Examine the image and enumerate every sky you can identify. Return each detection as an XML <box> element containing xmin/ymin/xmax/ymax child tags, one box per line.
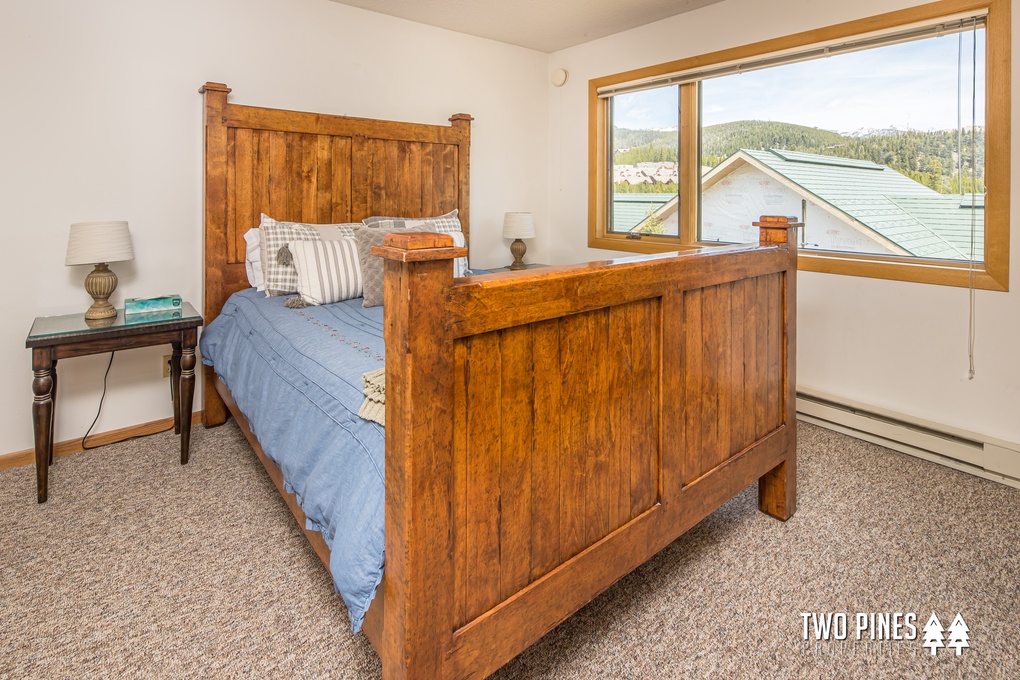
<box><xmin>613</xmin><ymin>29</ymin><xmax>986</xmax><ymax>134</ymax></box>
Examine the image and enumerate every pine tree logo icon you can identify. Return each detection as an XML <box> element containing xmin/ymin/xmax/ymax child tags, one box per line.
<box><xmin>947</xmin><ymin>613</ymin><xmax>970</xmax><ymax>655</ymax></box>
<box><xmin>922</xmin><ymin>612</ymin><xmax>945</xmax><ymax>656</ymax></box>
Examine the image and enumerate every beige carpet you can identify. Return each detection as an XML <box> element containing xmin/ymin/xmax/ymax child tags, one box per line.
<box><xmin>1</xmin><ymin>421</ymin><xmax>1017</xmax><ymax>678</ymax></box>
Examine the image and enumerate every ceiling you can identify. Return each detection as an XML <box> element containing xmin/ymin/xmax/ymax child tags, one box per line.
<box><xmin>327</xmin><ymin>0</ymin><xmax>726</xmax><ymax>53</ymax></box>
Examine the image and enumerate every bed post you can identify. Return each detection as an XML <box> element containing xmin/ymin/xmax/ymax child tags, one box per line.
<box><xmin>754</xmin><ymin>215</ymin><xmax>799</xmax><ymax>521</ymax></box>
<box><xmin>372</xmin><ymin>233</ymin><xmax>467</xmax><ymax>680</ymax></box>
<box><xmin>199</xmin><ymin>82</ymin><xmax>231</xmax><ymax>427</ymax></box>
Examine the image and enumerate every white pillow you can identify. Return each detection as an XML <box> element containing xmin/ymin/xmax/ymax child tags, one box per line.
<box><xmin>243</xmin><ymin>228</ymin><xmax>265</xmax><ymax>291</ymax></box>
<box><xmin>289</xmin><ymin>238</ymin><xmax>363</xmax><ymax>305</ymax></box>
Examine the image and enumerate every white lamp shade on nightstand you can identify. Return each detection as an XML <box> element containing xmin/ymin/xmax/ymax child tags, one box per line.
<box><xmin>65</xmin><ymin>221</ymin><xmax>135</xmax><ymax>321</ymax></box>
<box><xmin>65</xmin><ymin>221</ymin><xmax>134</xmax><ymax>266</ymax></box>
<box><xmin>502</xmin><ymin>212</ymin><xmax>536</xmax><ymax>239</ymax></box>
<box><xmin>502</xmin><ymin>212</ymin><xmax>535</xmax><ymax>271</ymax></box>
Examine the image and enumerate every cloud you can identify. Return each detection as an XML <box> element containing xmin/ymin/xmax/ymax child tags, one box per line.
<box><xmin>612</xmin><ymin>30</ymin><xmax>987</xmax><ymax>134</ymax></box>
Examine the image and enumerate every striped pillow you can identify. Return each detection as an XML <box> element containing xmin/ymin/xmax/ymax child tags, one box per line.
<box><xmin>289</xmin><ymin>238</ymin><xmax>363</xmax><ymax>305</ymax></box>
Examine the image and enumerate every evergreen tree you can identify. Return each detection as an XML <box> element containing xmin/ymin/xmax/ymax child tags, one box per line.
<box><xmin>614</xmin><ymin>121</ymin><xmax>986</xmax><ymax>196</ymax></box>
<box><xmin>922</xmin><ymin>612</ymin><xmax>946</xmax><ymax>656</ymax></box>
<box><xmin>947</xmin><ymin>613</ymin><xmax>970</xmax><ymax>656</ymax></box>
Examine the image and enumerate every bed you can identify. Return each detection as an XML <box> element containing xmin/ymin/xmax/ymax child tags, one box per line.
<box><xmin>199</xmin><ymin>82</ymin><xmax>799</xmax><ymax>679</ymax></box>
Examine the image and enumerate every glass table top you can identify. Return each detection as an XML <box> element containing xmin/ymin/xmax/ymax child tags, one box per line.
<box><xmin>28</xmin><ymin>301</ymin><xmax>202</xmax><ymax>341</ymax></box>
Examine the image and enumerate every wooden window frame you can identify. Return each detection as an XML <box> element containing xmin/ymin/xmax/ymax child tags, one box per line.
<box><xmin>588</xmin><ymin>0</ymin><xmax>1010</xmax><ymax>290</ymax></box>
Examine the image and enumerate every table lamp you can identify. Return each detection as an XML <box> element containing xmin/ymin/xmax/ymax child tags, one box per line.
<box><xmin>65</xmin><ymin>221</ymin><xmax>135</xmax><ymax>320</ymax></box>
<box><xmin>503</xmin><ymin>212</ymin><xmax>536</xmax><ymax>271</ymax></box>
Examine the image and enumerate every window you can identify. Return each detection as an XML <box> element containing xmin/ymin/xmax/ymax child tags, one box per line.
<box><xmin>588</xmin><ymin>0</ymin><xmax>1009</xmax><ymax>290</ymax></box>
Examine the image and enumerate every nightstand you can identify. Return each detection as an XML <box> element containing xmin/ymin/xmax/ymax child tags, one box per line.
<box><xmin>25</xmin><ymin>302</ymin><xmax>204</xmax><ymax>503</ymax></box>
<box><xmin>500</xmin><ymin>263</ymin><xmax>549</xmax><ymax>271</ymax></box>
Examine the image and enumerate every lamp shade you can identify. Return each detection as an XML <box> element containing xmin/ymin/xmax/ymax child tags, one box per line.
<box><xmin>502</xmin><ymin>212</ymin><xmax>536</xmax><ymax>239</ymax></box>
<box><xmin>65</xmin><ymin>221</ymin><xmax>134</xmax><ymax>266</ymax></box>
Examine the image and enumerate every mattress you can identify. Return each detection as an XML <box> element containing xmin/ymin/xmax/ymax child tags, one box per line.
<box><xmin>199</xmin><ymin>288</ymin><xmax>386</xmax><ymax>631</ymax></box>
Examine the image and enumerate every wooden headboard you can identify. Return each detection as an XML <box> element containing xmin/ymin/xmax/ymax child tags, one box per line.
<box><xmin>200</xmin><ymin>82</ymin><xmax>472</xmax><ymax>423</ymax></box>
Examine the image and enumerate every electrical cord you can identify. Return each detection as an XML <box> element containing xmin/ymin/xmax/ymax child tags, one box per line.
<box><xmin>80</xmin><ymin>350</ymin><xmax>176</xmax><ymax>451</ymax></box>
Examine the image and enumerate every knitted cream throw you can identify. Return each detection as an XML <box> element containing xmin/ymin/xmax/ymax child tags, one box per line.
<box><xmin>358</xmin><ymin>367</ymin><xmax>386</xmax><ymax>426</ymax></box>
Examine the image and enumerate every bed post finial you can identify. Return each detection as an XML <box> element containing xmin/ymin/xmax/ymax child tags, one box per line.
<box><xmin>198</xmin><ymin>82</ymin><xmax>231</xmax><ymax>95</ymax></box>
<box><xmin>754</xmin><ymin>215</ymin><xmax>801</xmax><ymax>248</ymax></box>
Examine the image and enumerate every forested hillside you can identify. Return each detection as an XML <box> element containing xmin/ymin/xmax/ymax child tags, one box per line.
<box><xmin>613</xmin><ymin>121</ymin><xmax>985</xmax><ymax>194</ymax></box>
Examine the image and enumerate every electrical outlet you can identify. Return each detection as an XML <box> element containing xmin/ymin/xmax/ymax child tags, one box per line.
<box><xmin>162</xmin><ymin>354</ymin><xmax>173</xmax><ymax>378</ymax></box>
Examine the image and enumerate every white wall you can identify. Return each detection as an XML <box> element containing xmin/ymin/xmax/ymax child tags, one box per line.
<box><xmin>0</xmin><ymin>0</ymin><xmax>549</xmax><ymax>454</ymax></box>
<box><xmin>547</xmin><ymin>0</ymin><xmax>1020</xmax><ymax>444</ymax></box>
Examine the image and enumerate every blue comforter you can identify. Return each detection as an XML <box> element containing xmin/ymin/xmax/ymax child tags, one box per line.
<box><xmin>200</xmin><ymin>288</ymin><xmax>386</xmax><ymax>631</ymax></box>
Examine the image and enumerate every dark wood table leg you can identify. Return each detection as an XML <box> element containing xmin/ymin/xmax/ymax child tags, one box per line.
<box><xmin>31</xmin><ymin>350</ymin><xmax>55</xmax><ymax>503</ymax></box>
<box><xmin>49</xmin><ymin>361</ymin><xmax>57</xmax><ymax>465</ymax></box>
<box><xmin>179</xmin><ymin>337</ymin><xmax>196</xmax><ymax>464</ymax></box>
<box><xmin>171</xmin><ymin>342</ymin><xmax>182</xmax><ymax>435</ymax></box>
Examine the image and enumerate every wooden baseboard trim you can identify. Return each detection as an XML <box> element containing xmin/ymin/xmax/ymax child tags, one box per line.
<box><xmin>0</xmin><ymin>411</ymin><xmax>203</xmax><ymax>471</ymax></box>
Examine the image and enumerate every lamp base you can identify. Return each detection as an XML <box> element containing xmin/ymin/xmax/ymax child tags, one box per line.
<box><xmin>83</xmin><ymin>263</ymin><xmax>118</xmax><ymax>320</ymax></box>
<box><xmin>509</xmin><ymin>238</ymin><xmax>527</xmax><ymax>271</ymax></box>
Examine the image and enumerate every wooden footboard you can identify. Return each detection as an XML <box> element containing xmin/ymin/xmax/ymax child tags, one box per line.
<box><xmin>373</xmin><ymin>219</ymin><xmax>798</xmax><ymax>679</ymax></box>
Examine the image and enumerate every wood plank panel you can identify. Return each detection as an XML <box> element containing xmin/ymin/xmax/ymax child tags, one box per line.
<box><xmin>767</xmin><ymin>273</ymin><xmax>782</xmax><ymax>431</ymax></box>
<box><xmin>608</xmin><ymin>300</ymin><xmax>659</xmax><ymax>522</ymax></box>
<box><xmin>462</xmin><ymin>332</ymin><xmax>502</xmax><ymax>624</ymax></box>
<box><xmin>331</xmin><ymin>136</ymin><xmax>352</xmax><ymax>222</ymax></box>
<box><xmin>349</xmin><ymin>135</ymin><xmax>369</xmax><ymax>220</ymax></box>
<box><xmin>285</xmin><ymin>132</ymin><xmax>302</xmax><ymax>219</ymax></box>
<box><xmin>681</xmin><ymin>288</ymin><xmax>703</xmax><ymax>486</ymax></box>
<box><xmin>715</xmin><ymin>283</ymin><xmax>732</xmax><ymax>469</ymax></box>
<box><xmin>226</xmin><ymin>128</ymin><xmax>238</xmax><ymax>264</ymax></box>
<box><xmin>384</xmin><ymin>141</ymin><xmax>401</xmax><ymax>217</ymax></box>
<box><xmin>368</xmin><ymin>138</ymin><xmax>387</xmax><ymax>218</ymax></box>
<box><xmin>300</xmin><ymin>133</ymin><xmax>318</xmax><ymax>223</ymax></box>
<box><xmin>557</xmin><ymin>311</ymin><xmax>601</xmax><ymax>561</ymax></box>
<box><xmin>729</xmin><ymin>280</ymin><xmax>746</xmax><ymax>453</ymax></box>
<box><xmin>420</xmin><ymin>144</ymin><xmax>436</xmax><ymax>216</ymax></box>
<box><xmin>439</xmin><ymin>145</ymin><xmax>458</xmax><ymax>215</ymax></box>
<box><xmin>314</xmin><ymin>135</ymin><xmax>333</xmax><ymax>223</ymax></box>
<box><xmin>529</xmin><ymin>320</ymin><xmax>561</xmax><ymax>582</ymax></box>
<box><xmin>253</xmin><ymin>131</ymin><xmax>270</xmax><ymax>218</ymax></box>
<box><xmin>232</xmin><ymin>128</ymin><xmax>255</xmax><ymax>264</ymax></box>
<box><xmin>452</xmin><ymin>340</ymin><xmax>469</xmax><ymax>629</ymax></box>
<box><xmin>699</xmin><ymin>285</ymin><xmax>721</xmax><ymax>480</ymax></box>
<box><xmin>608</xmin><ymin>305</ymin><xmax>633</xmax><ymax>531</ymax></box>
<box><xmin>660</xmin><ymin>292</ymin><xmax>682</xmax><ymax>503</ymax></box>
<box><xmin>498</xmin><ymin>325</ymin><xmax>534</xmax><ymax>601</ymax></box>
<box><xmin>743</xmin><ymin>276</ymin><xmax>759</xmax><ymax>450</ymax></box>
<box><xmin>268</xmin><ymin>131</ymin><xmax>289</xmax><ymax>218</ymax></box>
<box><xmin>583</xmin><ymin>310</ymin><xmax>611</xmax><ymax>546</ymax></box>
<box><xmin>754</xmin><ymin>276</ymin><xmax>768</xmax><ymax>440</ymax></box>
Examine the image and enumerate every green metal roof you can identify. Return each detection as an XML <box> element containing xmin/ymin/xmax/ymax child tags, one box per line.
<box><xmin>740</xmin><ymin>148</ymin><xmax>984</xmax><ymax>261</ymax></box>
<box><xmin>611</xmin><ymin>193</ymin><xmax>674</xmax><ymax>233</ymax></box>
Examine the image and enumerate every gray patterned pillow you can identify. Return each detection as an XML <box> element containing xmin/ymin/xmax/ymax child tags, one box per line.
<box><xmin>355</xmin><ymin>225</ymin><xmax>454</xmax><ymax>308</ymax></box>
<box><xmin>258</xmin><ymin>214</ymin><xmax>359</xmax><ymax>296</ymax></box>
<box><xmin>362</xmin><ymin>209</ymin><xmax>460</xmax><ymax>230</ymax></box>
<box><xmin>362</xmin><ymin>210</ymin><xmax>467</xmax><ymax>276</ymax></box>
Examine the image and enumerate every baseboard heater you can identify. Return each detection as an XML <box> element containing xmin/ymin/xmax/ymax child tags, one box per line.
<box><xmin>797</xmin><ymin>389</ymin><xmax>1020</xmax><ymax>490</ymax></box>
